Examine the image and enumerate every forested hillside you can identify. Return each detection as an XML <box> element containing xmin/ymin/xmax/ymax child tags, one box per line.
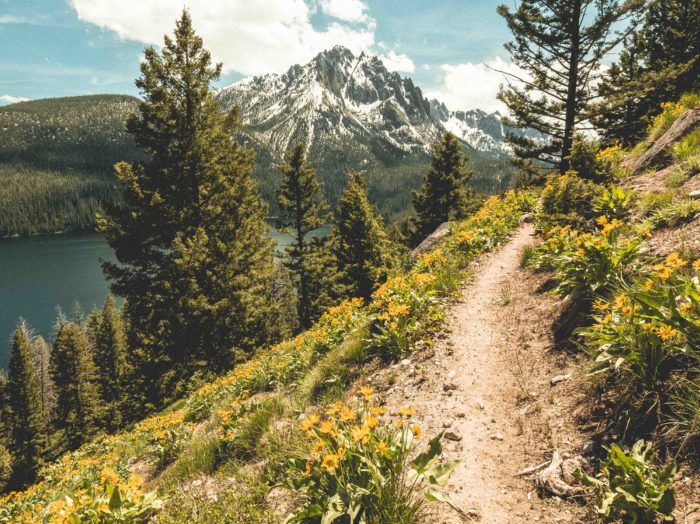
<box><xmin>0</xmin><ymin>95</ymin><xmax>140</xmax><ymax>236</ymax></box>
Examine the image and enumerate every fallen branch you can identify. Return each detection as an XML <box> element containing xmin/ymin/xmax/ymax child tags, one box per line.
<box><xmin>514</xmin><ymin>460</ymin><xmax>550</xmax><ymax>477</ymax></box>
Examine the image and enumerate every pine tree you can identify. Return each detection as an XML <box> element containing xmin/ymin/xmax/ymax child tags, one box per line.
<box><xmin>7</xmin><ymin>322</ymin><xmax>44</xmax><ymax>486</ymax></box>
<box><xmin>99</xmin><ymin>10</ymin><xmax>282</xmax><ymax>406</ymax></box>
<box><xmin>50</xmin><ymin>321</ymin><xmax>101</xmax><ymax>449</ymax></box>
<box><xmin>276</xmin><ymin>142</ymin><xmax>329</xmax><ymax>329</ymax></box>
<box><xmin>411</xmin><ymin>132</ymin><xmax>476</xmax><ymax>242</ymax></box>
<box><xmin>497</xmin><ymin>0</ymin><xmax>636</xmax><ymax>173</ymax></box>
<box><xmin>93</xmin><ymin>296</ymin><xmax>127</xmax><ymax>430</ymax></box>
<box><xmin>330</xmin><ymin>172</ymin><xmax>391</xmax><ymax>301</ymax></box>
<box><xmin>593</xmin><ymin>0</ymin><xmax>700</xmax><ymax>145</ymax></box>
<box><xmin>30</xmin><ymin>336</ymin><xmax>54</xmax><ymax>448</ymax></box>
<box><xmin>591</xmin><ymin>31</ymin><xmax>649</xmax><ymax>145</ymax></box>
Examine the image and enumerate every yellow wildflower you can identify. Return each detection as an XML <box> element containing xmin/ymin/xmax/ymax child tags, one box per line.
<box><xmin>644</xmin><ymin>279</ymin><xmax>654</xmax><ymax>291</ymax></box>
<box><xmin>397</xmin><ymin>406</ymin><xmax>416</xmax><ymax>418</ymax></box>
<box><xmin>359</xmin><ymin>386</ymin><xmax>374</xmax><ymax>401</ymax></box>
<box><xmin>339</xmin><ymin>407</ymin><xmax>356</xmax><ymax>423</ymax></box>
<box><xmin>326</xmin><ymin>401</ymin><xmax>343</xmax><ymax>416</ymax></box>
<box><xmin>657</xmin><ymin>324</ymin><xmax>678</xmax><ymax>341</ymax></box>
<box><xmin>679</xmin><ymin>302</ymin><xmax>694</xmax><ymax>314</ymax></box>
<box><xmin>693</xmin><ymin>259</ymin><xmax>700</xmax><ymax>271</ymax></box>
<box><xmin>351</xmin><ymin>425</ymin><xmax>370</xmax><ymax>444</ymax></box>
<box><xmin>593</xmin><ymin>299</ymin><xmax>610</xmax><ymax>312</ymax></box>
<box><xmin>322</xmin><ymin>454</ymin><xmax>340</xmax><ymax>473</ymax></box>
<box><xmin>300</xmin><ymin>414</ymin><xmax>320</xmax><ymax>431</ymax></box>
<box><xmin>376</xmin><ymin>441</ymin><xmax>389</xmax><ymax>455</ymax></box>
<box><xmin>312</xmin><ymin>439</ymin><xmax>325</xmax><ymax>456</ymax></box>
<box><xmin>365</xmin><ymin>415</ymin><xmax>379</xmax><ymax>429</ymax></box>
<box><xmin>411</xmin><ymin>425</ymin><xmax>422</xmax><ymax>438</ymax></box>
<box><xmin>319</xmin><ymin>420</ymin><xmax>338</xmax><ymax>436</ymax></box>
<box><xmin>370</xmin><ymin>405</ymin><xmax>386</xmax><ymax>416</ymax></box>
<box><xmin>665</xmin><ymin>252</ymin><xmax>686</xmax><ymax>269</ymax></box>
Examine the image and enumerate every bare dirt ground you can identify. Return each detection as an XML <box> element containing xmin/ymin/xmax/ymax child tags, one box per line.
<box><xmin>372</xmin><ymin>225</ymin><xmax>594</xmax><ymax>523</ymax></box>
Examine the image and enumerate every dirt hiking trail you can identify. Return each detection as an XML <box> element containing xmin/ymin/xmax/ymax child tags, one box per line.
<box><xmin>374</xmin><ymin>225</ymin><xmax>589</xmax><ymax>523</ymax></box>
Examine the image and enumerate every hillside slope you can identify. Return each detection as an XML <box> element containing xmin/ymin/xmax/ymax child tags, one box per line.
<box><xmin>0</xmin><ymin>95</ymin><xmax>140</xmax><ymax>236</ymax></box>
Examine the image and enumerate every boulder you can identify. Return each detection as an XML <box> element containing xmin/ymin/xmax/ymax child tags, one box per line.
<box><xmin>411</xmin><ymin>222</ymin><xmax>451</xmax><ymax>258</ymax></box>
<box><xmin>628</xmin><ymin>108</ymin><xmax>700</xmax><ymax>176</ymax></box>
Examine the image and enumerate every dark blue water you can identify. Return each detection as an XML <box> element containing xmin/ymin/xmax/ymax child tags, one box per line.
<box><xmin>0</xmin><ymin>233</ymin><xmax>116</xmax><ymax>368</ymax></box>
<box><xmin>0</xmin><ymin>227</ymin><xmax>299</xmax><ymax>369</ymax></box>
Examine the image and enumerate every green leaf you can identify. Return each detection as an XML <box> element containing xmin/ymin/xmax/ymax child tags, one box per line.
<box><xmin>109</xmin><ymin>484</ymin><xmax>122</xmax><ymax>511</ymax></box>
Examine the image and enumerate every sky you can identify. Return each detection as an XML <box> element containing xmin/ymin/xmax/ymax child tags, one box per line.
<box><xmin>0</xmin><ymin>0</ymin><xmax>519</xmax><ymax>112</ymax></box>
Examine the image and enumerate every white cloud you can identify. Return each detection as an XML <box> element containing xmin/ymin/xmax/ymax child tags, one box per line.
<box><xmin>319</xmin><ymin>0</ymin><xmax>369</xmax><ymax>23</ymax></box>
<box><xmin>427</xmin><ymin>57</ymin><xmax>524</xmax><ymax>113</ymax></box>
<box><xmin>0</xmin><ymin>95</ymin><xmax>30</xmax><ymax>106</ymax></box>
<box><xmin>69</xmin><ymin>0</ymin><xmax>377</xmax><ymax>77</ymax></box>
<box><xmin>378</xmin><ymin>49</ymin><xmax>415</xmax><ymax>73</ymax></box>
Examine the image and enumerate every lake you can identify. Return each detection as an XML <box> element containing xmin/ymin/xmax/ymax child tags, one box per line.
<box><xmin>0</xmin><ymin>227</ymin><xmax>296</xmax><ymax>369</ymax></box>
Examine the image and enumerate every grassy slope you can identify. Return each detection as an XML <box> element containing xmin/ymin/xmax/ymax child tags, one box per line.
<box><xmin>0</xmin><ymin>192</ymin><xmax>530</xmax><ymax>522</ymax></box>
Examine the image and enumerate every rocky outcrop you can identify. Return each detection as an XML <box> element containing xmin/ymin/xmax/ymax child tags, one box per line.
<box><xmin>628</xmin><ymin>108</ymin><xmax>700</xmax><ymax>175</ymax></box>
<box><xmin>411</xmin><ymin>222</ymin><xmax>451</xmax><ymax>258</ymax></box>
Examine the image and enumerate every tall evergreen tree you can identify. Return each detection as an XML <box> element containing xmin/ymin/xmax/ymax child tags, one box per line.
<box><xmin>7</xmin><ymin>322</ymin><xmax>44</xmax><ymax>486</ymax></box>
<box><xmin>50</xmin><ymin>321</ymin><xmax>101</xmax><ymax>449</ymax></box>
<box><xmin>30</xmin><ymin>336</ymin><xmax>54</xmax><ymax>448</ymax></box>
<box><xmin>497</xmin><ymin>0</ymin><xmax>636</xmax><ymax>173</ymax></box>
<box><xmin>276</xmin><ymin>142</ymin><xmax>329</xmax><ymax>329</ymax></box>
<box><xmin>93</xmin><ymin>296</ymin><xmax>127</xmax><ymax>430</ymax></box>
<box><xmin>99</xmin><ymin>11</ymin><xmax>282</xmax><ymax>406</ymax></box>
<box><xmin>411</xmin><ymin>132</ymin><xmax>476</xmax><ymax>242</ymax></box>
<box><xmin>330</xmin><ymin>172</ymin><xmax>391</xmax><ymax>301</ymax></box>
<box><xmin>593</xmin><ymin>0</ymin><xmax>700</xmax><ymax>145</ymax></box>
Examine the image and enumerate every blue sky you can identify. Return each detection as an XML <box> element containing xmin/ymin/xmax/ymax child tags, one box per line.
<box><xmin>0</xmin><ymin>0</ymin><xmax>515</xmax><ymax>111</ymax></box>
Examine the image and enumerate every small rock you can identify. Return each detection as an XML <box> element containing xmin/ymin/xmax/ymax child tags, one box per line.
<box><xmin>456</xmin><ymin>411</ymin><xmax>466</xmax><ymax>418</ymax></box>
<box><xmin>520</xmin><ymin>212</ymin><xmax>534</xmax><ymax>224</ymax></box>
<box><xmin>689</xmin><ymin>189</ymin><xmax>700</xmax><ymax>200</ymax></box>
<box><xmin>400</xmin><ymin>358</ymin><xmax>411</xmax><ymax>366</ymax></box>
<box><xmin>550</xmin><ymin>374</ymin><xmax>571</xmax><ymax>386</ymax></box>
<box><xmin>443</xmin><ymin>382</ymin><xmax>458</xmax><ymax>392</ymax></box>
<box><xmin>444</xmin><ymin>431</ymin><xmax>462</xmax><ymax>442</ymax></box>
<box><xmin>475</xmin><ymin>400</ymin><xmax>485</xmax><ymax>410</ymax></box>
<box><xmin>581</xmin><ymin>440</ymin><xmax>595</xmax><ymax>455</ymax></box>
<box><xmin>442</xmin><ymin>421</ymin><xmax>452</xmax><ymax>428</ymax></box>
<box><xmin>490</xmin><ymin>433</ymin><xmax>505</xmax><ymax>441</ymax></box>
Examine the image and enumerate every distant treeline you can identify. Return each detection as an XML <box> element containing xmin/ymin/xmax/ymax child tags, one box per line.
<box><xmin>0</xmin><ymin>165</ymin><xmax>119</xmax><ymax>236</ymax></box>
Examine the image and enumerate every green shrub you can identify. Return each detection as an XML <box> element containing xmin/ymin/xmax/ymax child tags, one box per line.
<box><xmin>539</xmin><ymin>173</ymin><xmax>601</xmax><ymax>229</ymax></box>
<box><xmin>592</xmin><ymin>184</ymin><xmax>635</xmax><ymax>220</ymax></box>
<box><xmin>672</xmin><ymin>129</ymin><xmax>700</xmax><ymax>162</ymax></box>
<box><xmin>568</xmin><ymin>136</ymin><xmax>612</xmax><ymax>182</ymax></box>
<box><xmin>575</xmin><ymin>440</ymin><xmax>675</xmax><ymax>523</ymax></box>
<box><xmin>637</xmin><ymin>191</ymin><xmax>674</xmax><ymax>217</ymax></box>
<box><xmin>643</xmin><ymin>199</ymin><xmax>700</xmax><ymax>230</ymax></box>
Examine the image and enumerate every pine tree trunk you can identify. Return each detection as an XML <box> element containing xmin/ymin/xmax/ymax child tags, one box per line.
<box><xmin>561</xmin><ymin>0</ymin><xmax>582</xmax><ymax>174</ymax></box>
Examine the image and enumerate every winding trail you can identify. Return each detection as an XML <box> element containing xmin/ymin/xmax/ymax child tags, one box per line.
<box><xmin>376</xmin><ymin>224</ymin><xmax>585</xmax><ymax>523</ymax></box>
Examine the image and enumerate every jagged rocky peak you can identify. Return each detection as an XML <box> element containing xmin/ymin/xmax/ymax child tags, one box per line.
<box><xmin>216</xmin><ymin>45</ymin><xmax>441</xmax><ymax>157</ymax></box>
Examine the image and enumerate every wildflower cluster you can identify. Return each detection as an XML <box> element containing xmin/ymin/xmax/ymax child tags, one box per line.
<box><xmin>286</xmin><ymin>388</ymin><xmax>456</xmax><ymax>523</ymax></box>
<box><xmin>581</xmin><ymin>253</ymin><xmax>699</xmax><ymax>439</ymax></box>
<box><xmin>531</xmin><ymin>216</ymin><xmax>642</xmax><ymax>299</ymax></box>
<box><xmin>0</xmin><ymin>449</ymin><xmax>160</xmax><ymax>523</ymax></box>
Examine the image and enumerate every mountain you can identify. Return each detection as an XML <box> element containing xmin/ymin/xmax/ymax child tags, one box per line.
<box><xmin>0</xmin><ymin>49</ymin><xmax>527</xmax><ymax>235</ymax></box>
<box><xmin>216</xmin><ymin>46</ymin><xmax>522</xmax><ymax>217</ymax></box>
